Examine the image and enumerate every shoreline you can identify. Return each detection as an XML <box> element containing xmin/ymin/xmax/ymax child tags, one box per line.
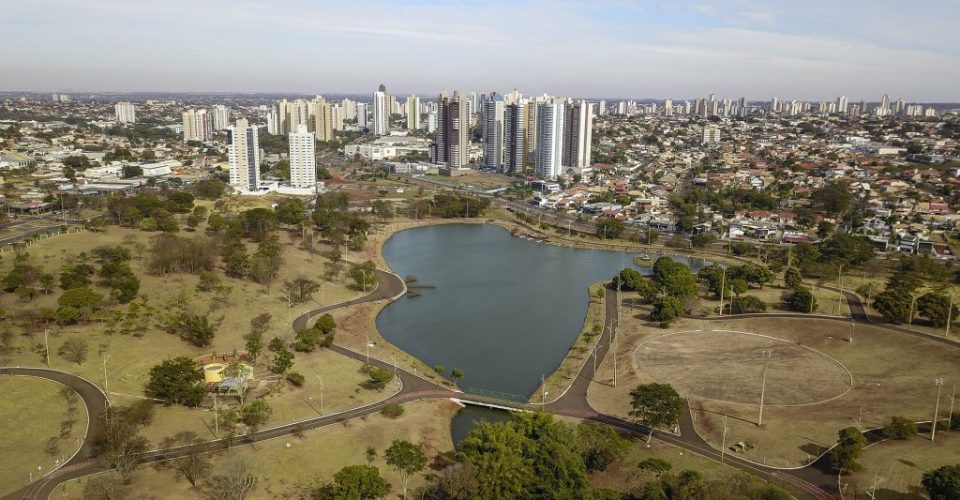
<box><xmin>362</xmin><ymin>216</ymin><xmax>634</xmax><ymax>403</ymax></box>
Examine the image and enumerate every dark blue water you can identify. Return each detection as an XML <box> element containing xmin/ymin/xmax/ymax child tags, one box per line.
<box><xmin>377</xmin><ymin>223</ymin><xmax>708</xmax><ymax>397</ymax></box>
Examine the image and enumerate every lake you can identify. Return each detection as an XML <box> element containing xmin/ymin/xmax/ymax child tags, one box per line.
<box><xmin>377</xmin><ymin>222</ymin><xmax>708</xmax><ymax>398</ymax></box>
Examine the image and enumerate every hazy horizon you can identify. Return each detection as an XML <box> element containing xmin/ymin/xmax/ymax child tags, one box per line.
<box><xmin>3</xmin><ymin>0</ymin><xmax>959</xmax><ymax>101</ymax></box>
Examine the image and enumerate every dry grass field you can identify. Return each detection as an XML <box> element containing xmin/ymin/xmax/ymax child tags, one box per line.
<box><xmin>0</xmin><ymin>376</ymin><xmax>87</xmax><ymax>497</ymax></box>
<box><xmin>0</xmin><ymin>224</ymin><xmax>389</xmax><ymax>446</ymax></box>
<box><xmin>51</xmin><ymin>399</ymin><xmax>460</xmax><ymax>500</ymax></box>
<box><xmin>589</xmin><ymin>312</ymin><xmax>960</xmax><ymax>468</ymax></box>
<box><xmin>846</xmin><ymin>431</ymin><xmax>960</xmax><ymax>499</ymax></box>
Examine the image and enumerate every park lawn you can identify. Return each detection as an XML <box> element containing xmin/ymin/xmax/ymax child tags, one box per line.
<box><xmin>531</xmin><ymin>282</ymin><xmax>607</xmax><ymax>404</ymax></box>
<box><xmin>588</xmin><ymin>314</ymin><xmax>960</xmax><ymax>468</ymax></box>
<box><xmin>0</xmin><ymin>225</ymin><xmax>380</xmax><ymax>439</ymax></box>
<box><xmin>694</xmin><ymin>278</ymin><xmax>851</xmax><ymax>317</ymax></box>
<box><xmin>847</xmin><ymin>430</ymin><xmax>960</xmax><ymax>499</ymax></box>
<box><xmin>0</xmin><ymin>376</ymin><xmax>88</xmax><ymax>497</ymax></box>
<box><xmin>52</xmin><ymin>399</ymin><xmax>460</xmax><ymax>500</ymax></box>
<box><xmin>589</xmin><ymin>430</ymin><xmax>753</xmax><ymax>494</ymax></box>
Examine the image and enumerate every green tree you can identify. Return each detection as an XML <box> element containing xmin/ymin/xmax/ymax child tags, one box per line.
<box><xmin>783</xmin><ymin>268</ymin><xmax>803</xmax><ymax>289</ymax></box>
<box><xmin>651</xmin><ymin>257</ymin><xmax>698</xmax><ymax>298</ymax></box>
<box><xmin>596</xmin><ymin>218</ymin><xmax>625</xmax><ymax>239</ymax></box>
<box><xmin>145</xmin><ymin>357</ymin><xmax>205</xmax><ymax>406</ymax></box>
<box><xmin>917</xmin><ymin>292</ymin><xmax>958</xmax><ymax>327</ymax></box>
<box><xmin>94</xmin><ymin>406</ymin><xmax>150</xmax><ymax>481</ymax></box>
<box><xmin>922</xmin><ymin>464</ymin><xmax>960</xmax><ymax>500</ymax></box>
<box><xmin>784</xmin><ymin>286</ymin><xmax>817</xmax><ymax>313</ymax></box>
<box><xmin>459</xmin><ymin>411</ymin><xmax>588</xmax><ymax>499</ymax></box>
<box><xmin>331</xmin><ymin>465</ymin><xmax>388</xmax><ymax>500</ymax></box>
<box><xmin>362</xmin><ymin>364</ymin><xmax>394</xmax><ymax>390</ymax></box>
<box><xmin>883</xmin><ymin>416</ymin><xmax>918</xmax><ymax>440</ymax></box>
<box><xmin>873</xmin><ymin>287</ymin><xmax>913</xmax><ymax>323</ymax></box>
<box><xmin>385</xmin><ymin>439</ymin><xmax>428</xmax><ymax>499</ymax></box>
<box><xmin>730</xmin><ymin>295</ymin><xmax>767</xmax><ymax>314</ymax></box>
<box><xmin>57</xmin><ymin>286</ymin><xmax>103</xmax><ymax>324</ymax></box>
<box><xmin>828</xmin><ymin>427</ymin><xmax>866</xmax><ymax>472</ymax></box>
<box><xmin>272</xmin><ymin>346</ymin><xmax>295</xmax><ymax>374</ymax></box>
<box><xmin>629</xmin><ymin>383</ymin><xmax>681</xmax><ymax>442</ymax></box>
<box><xmin>240</xmin><ymin>400</ymin><xmax>272</xmax><ymax>431</ymax></box>
<box><xmin>349</xmin><ymin>261</ymin><xmax>378</xmax><ymax>291</ymax></box>
<box><xmin>576</xmin><ymin>422</ymin><xmax>629</xmax><ymax>472</ymax></box>
<box><xmin>650</xmin><ymin>295</ymin><xmax>684</xmax><ymax>325</ymax></box>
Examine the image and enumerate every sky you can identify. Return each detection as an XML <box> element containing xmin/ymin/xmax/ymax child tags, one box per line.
<box><xmin>2</xmin><ymin>0</ymin><xmax>959</xmax><ymax>101</ymax></box>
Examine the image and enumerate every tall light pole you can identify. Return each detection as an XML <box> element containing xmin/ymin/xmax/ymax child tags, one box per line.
<box><xmin>946</xmin><ymin>293</ymin><xmax>954</xmax><ymax>338</ymax></box>
<box><xmin>718</xmin><ymin>267</ymin><xmax>726</xmax><ymax>317</ymax></box>
<box><xmin>44</xmin><ymin>328</ymin><xmax>50</xmax><ymax>367</ymax></box>
<box><xmin>593</xmin><ymin>344</ymin><xmax>601</xmax><ymax>379</ymax></box>
<box><xmin>836</xmin><ymin>264</ymin><xmax>844</xmax><ymax>317</ymax></box>
<box><xmin>757</xmin><ymin>349</ymin><xmax>773</xmax><ymax>426</ymax></box>
<box><xmin>317</xmin><ymin>374</ymin><xmax>324</xmax><ymax>415</ymax></box>
<box><xmin>932</xmin><ymin>378</ymin><xmax>944</xmax><ymax>442</ymax></box>
<box><xmin>720</xmin><ymin>414</ymin><xmax>729</xmax><ymax>464</ymax></box>
<box><xmin>541</xmin><ymin>374</ymin><xmax>547</xmax><ymax>408</ymax></box>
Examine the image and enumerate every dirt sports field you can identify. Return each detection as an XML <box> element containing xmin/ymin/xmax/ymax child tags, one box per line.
<box><xmin>635</xmin><ymin>329</ymin><xmax>852</xmax><ymax>406</ymax></box>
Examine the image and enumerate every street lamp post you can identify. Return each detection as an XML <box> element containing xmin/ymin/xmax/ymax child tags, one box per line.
<box><xmin>836</xmin><ymin>264</ymin><xmax>844</xmax><ymax>317</ymax></box>
<box><xmin>757</xmin><ymin>349</ymin><xmax>773</xmax><ymax>426</ymax></box>
<box><xmin>317</xmin><ymin>374</ymin><xmax>324</xmax><ymax>415</ymax></box>
<box><xmin>720</xmin><ymin>414</ymin><xmax>729</xmax><ymax>464</ymax></box>
<box><xmin>932</xmin><ymin>378</ymin><xmax>944</xmax><ymax>442</ymax></box>
<box><xmin>946</xmin><ymin>293</ymin><xmax>954</xmax><ymax>338</ymax></box>
<box><xmin>718</xmin><ymin>267</ymin><xmax>726</xmax><ymax>317</ymax></box>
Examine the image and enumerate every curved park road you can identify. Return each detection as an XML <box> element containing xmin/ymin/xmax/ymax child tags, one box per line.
<box><xmin>0</xmin><ymin>368</ymin><xmax>109</xmax><ymax>500</ymax></box>
<box><xmin>9</xmin><ymin>267</ymin><xmax>949</xmax><ymax>500</ymax></box>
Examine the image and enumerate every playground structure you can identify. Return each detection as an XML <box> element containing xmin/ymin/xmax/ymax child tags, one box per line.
<box><xmin>200</xmin><ymin>360</ymin><xmax>255</xmax><ymax>399</ymax></box>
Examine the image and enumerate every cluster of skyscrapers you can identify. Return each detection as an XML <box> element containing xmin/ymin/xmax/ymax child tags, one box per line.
<box><xmin>182</xmin><ymin>105</ymin><xmax>230</xmax><ymax>142</ymax></box>
<box><xmin>430</xmin><ymin>89</ymin><xmax>593</xmax><ymax>180</ymax></box>
<box><xmin>612</xmin><ymin>94</ymin><xmax>935</xmax><ymax>119</ymax></box>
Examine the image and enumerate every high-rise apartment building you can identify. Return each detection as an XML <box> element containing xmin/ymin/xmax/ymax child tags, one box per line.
<box><xmin>663</xmin><ymin>99</ymin><xmax>673</xmax><ymax>117</ymax></box>
<box><xmin>837</xmin><ymin>95</ymin><xmax>848</xmax><ymax>115</ymax></box>
<box><xmin>115</xmin><ymin>101</ymin><xmax>136</xmax><ymax>124</ymax></box>
<box><xmin>228</xmin><ymin>119</ymin><xmax>260</xmax><ymax>193</ymax></box>
<box><xmin>701</xmin><ymin>125</ymin><xmax>721</xmax><ymax>144</ymax></box>
<box><xmin>357</xmin><ymin>103</ymin><xmax>369</xmax><ymax>129</ymax></box>
<box><xmin>182</xmin><ymin>108</ymin><xmax>212</xmax><ymax>142</ymax></box>
<box><xmin>406</xmin><ymin>95</ymin><xmax>421</xmax><ymax>130</ymax></box>
<box><xmin>562</xmin><ymin>100</ymin><xmax>593</xmax><ymax>173</ymax></box>
<box><xmin>342</xmin><ymin>99</ymin><xmax>357</xmax><ymax>121</ymax></box>
<box><xmin>267</xmin><ymin>106</ymin><xmax>281</xmax><ymax>135</ymax></box>
<box><xmin>432</xmin><ymin>90</ymin><xmax>469</xmax><ymax>169</ymax></box>
<box><xmin>313</xmin><ymin>98</ymin><xmax>334</xmax><ymax>142</ymax></box>
<box><xmin>212</xmin><ymin>105</ymin><xmax>230</xmax><ymax>131</ymax></box>
<box><xmin>373</xmin><ymin>85</ymin><xmax>390</xmax><ymax>136</ymax></box>
<box><xmin>481</xmin><ymin>94</ymin><xmax>505</xmax><ymax>170</ymax></box>
<box><xmin>289</xmin><ymin>124</ymin><xmax>316</xmax><ymax>189</ymax></box>
<box><xmin>535</xmin><ymin>100</ymin><xmax>565</xmax><ymax>180</ymax></box>
<box><xmin>503</xmin><ymin>102</ymin><xmax>525</xmax><ymax>174</ymax></box>
<box><xmin>331</xmin><ymin>104</ymin><xmax>345</xmax><ymax>131</ymax></box>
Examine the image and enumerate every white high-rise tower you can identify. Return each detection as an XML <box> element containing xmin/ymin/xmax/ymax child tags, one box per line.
<box><xmin>114</xmin><ymin>101</ymin><xmax>136</xmax><ymax>124</ymax></box>
<box><xmin>373</xmin><ymin>84</ymin><xmax>390</xmax><ymax>136</ymax></box>
<box><xmin>535</xmin><ymin>100</ymin><xmax>565</xmax><ymax>180</ymax></box>
<box><xmin>228</xmin><ymin>119</ymin><xmax>260</xmax><ymax>193</ymax></box>
<box><xmin>289</xmin><ymin>124</ymin><xmax>316</xmax><ymax>189</ymax></box>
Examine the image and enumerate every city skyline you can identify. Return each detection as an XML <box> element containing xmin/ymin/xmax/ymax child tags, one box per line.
<box><xmin>3</xmin><ymin>0</ymin><xmax>959</xmax><ymax>101</ymax></box>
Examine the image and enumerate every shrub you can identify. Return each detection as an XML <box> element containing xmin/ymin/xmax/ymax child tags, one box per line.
<box><xmin>286</xmin><ymin>372</ymin><xmax>305</xmax><ymax>387</ymax></box>
<box><xmin>730</xmin><ymin>295</ymin><xmax>767</xmax><ymax>314</ymax></box>
<box><xmin>380</xmin><ymin>404</ymin><xmax>405</xmax><ymax>419</ymax></box>
<box><xmin>883</xmin><ymin>416</ymin><xmax>918</xmax><ymax>440</ymax></box>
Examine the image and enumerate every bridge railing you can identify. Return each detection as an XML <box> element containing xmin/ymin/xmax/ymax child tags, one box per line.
<box><xmin>462</xmin><ymin>387</ymin><xmax>530</xmax><ymax>404</ymax></box>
